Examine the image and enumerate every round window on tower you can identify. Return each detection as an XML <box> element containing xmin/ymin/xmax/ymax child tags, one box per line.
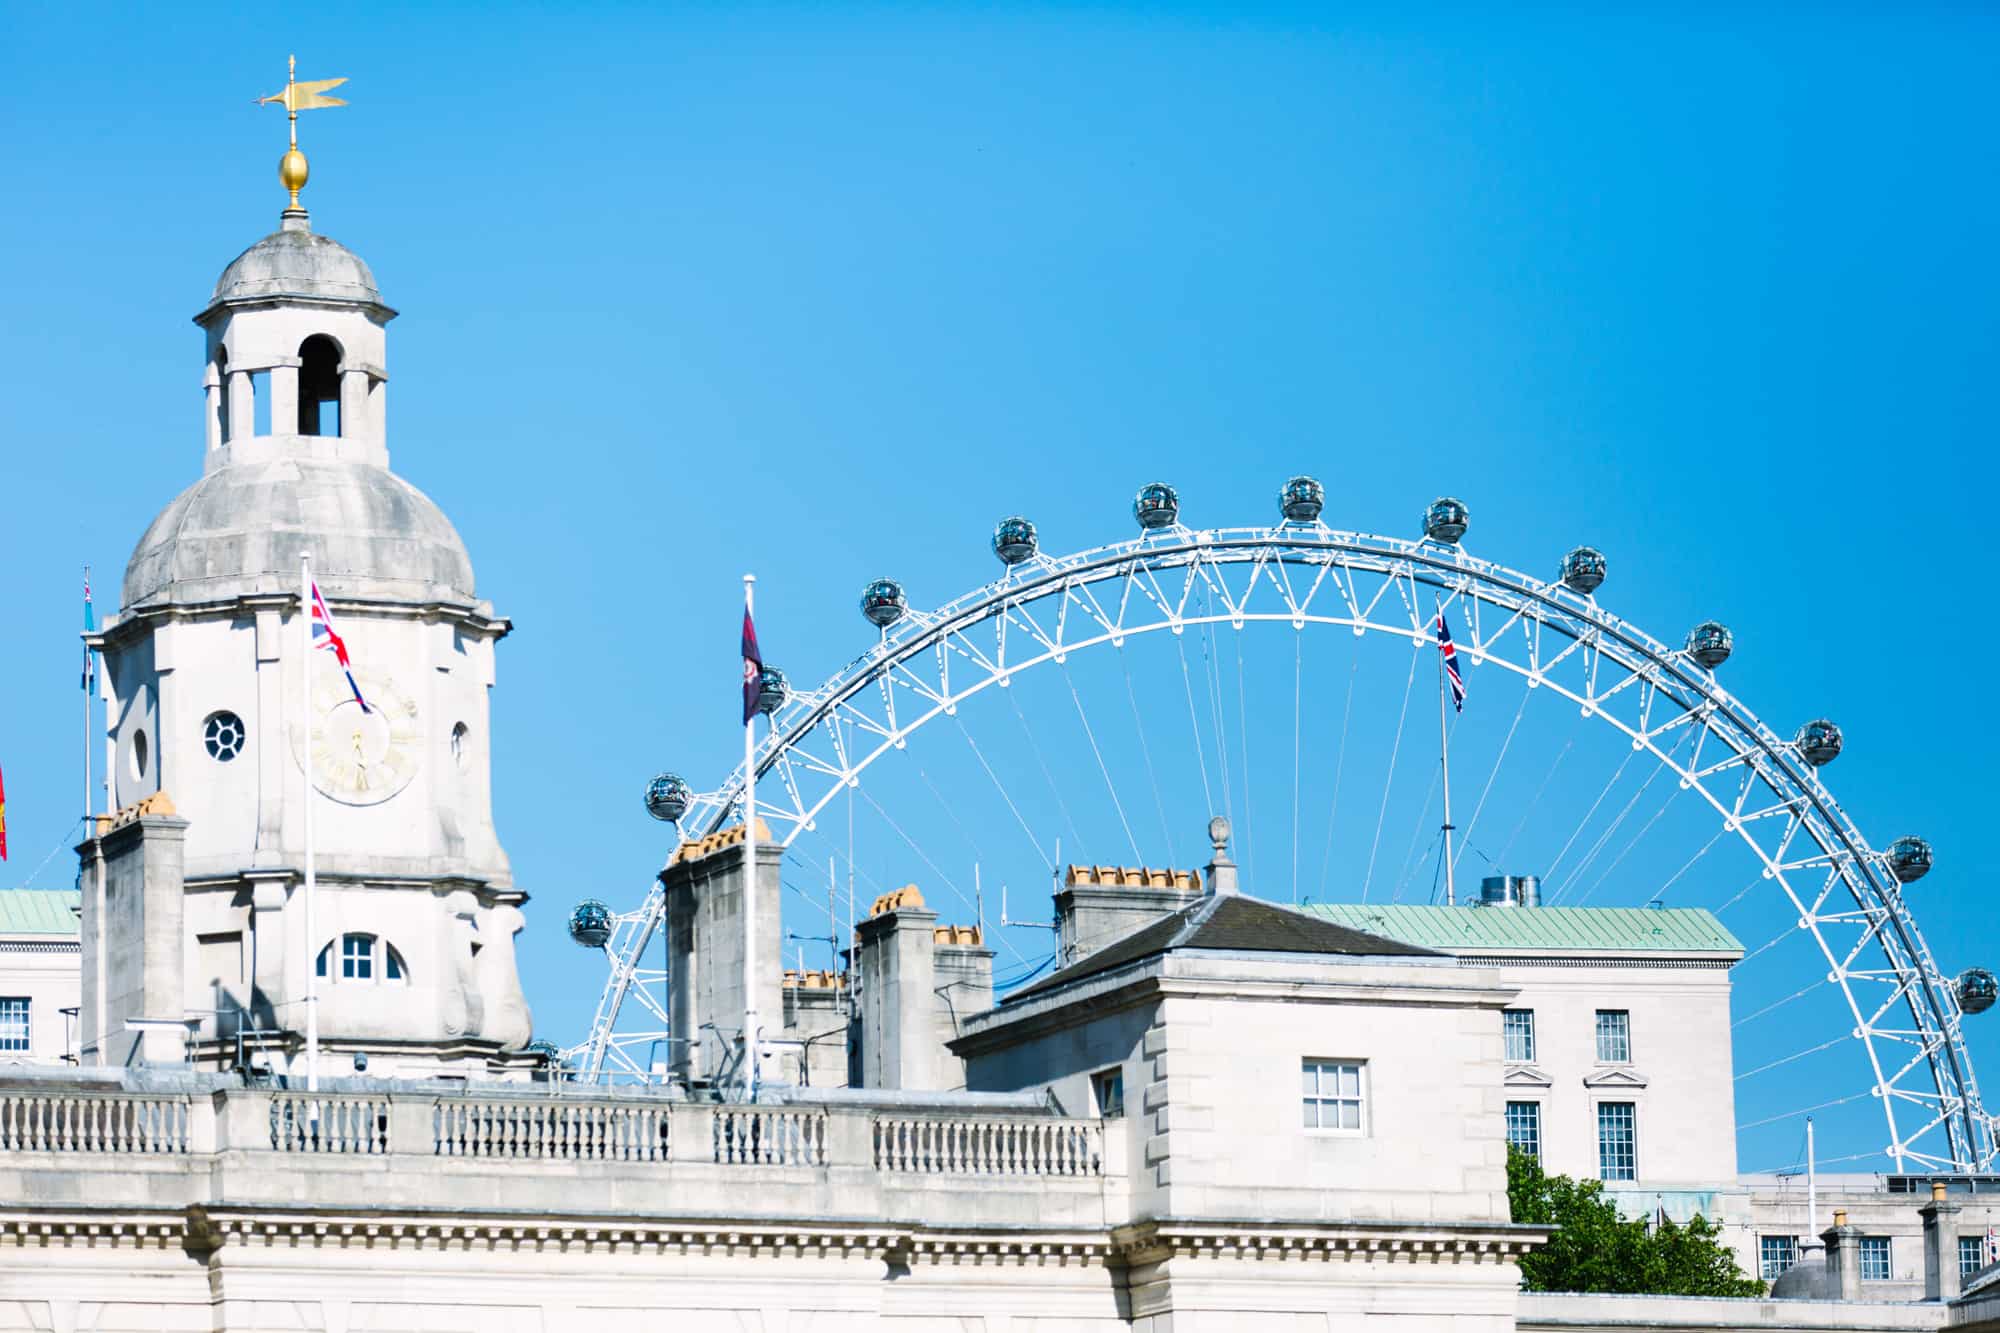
<box><xmin>131</xmin><ymin>729</ymin><xmax>149</xmax><ymax>780</ymax></box>
<box><xmin>203</xmin><ymin>711</ymin><xmax>247</xmax><ymax>762</ymax></box>
<box><xmin>451</xmin><ymin>722</ymin><xmax>470</xmax><ymax>772</ymax></box>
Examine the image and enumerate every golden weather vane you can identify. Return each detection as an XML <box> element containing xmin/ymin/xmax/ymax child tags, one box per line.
<box><xmin>257</xmin><ymin>54</ymin><xmax>349</xmax><ymax>212</ymax></box>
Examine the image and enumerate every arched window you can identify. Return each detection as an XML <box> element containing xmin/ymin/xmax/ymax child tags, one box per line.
<box><xmin>314</xmin><ymin>933</ymin><xmax>410</xmax><ymax>984</ymax></box>
<box><xmin>298</xmin><ymin>334</ymin><xmax>343</xmax><ymax>437</ymax></box>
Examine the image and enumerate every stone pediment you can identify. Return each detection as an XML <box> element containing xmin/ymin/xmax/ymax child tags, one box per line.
<box><xmin>1582</xmin><ymin>1067</ymin><xmax>1650</xmax><ymax>1090</ymax></box>
<box><xmin>1503</xmin><ymin>1065</ymin><xmax>1554</xmax><ymax>1089</ymax></box>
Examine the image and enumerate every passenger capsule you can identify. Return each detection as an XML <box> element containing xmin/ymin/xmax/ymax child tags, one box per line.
<box><xmin>1423</xmin><ymin>497</ymin><xmax>1469</xmax><ymax>544</ymax></box>
<box><xmin>860</xmin><ymin>578</ymin><xmax>907</xmax><ymax>628</ymax></box>
<box><xmin>644</xmin><ymin>772</ymin><xmax>692</xmax><ymax>823</ymax></box>
<box><xmin>756</xmin><ymin>665</ymin><xmax>789</xmax><ymax>715</ymax></box>
<box><xmin>1686</xmin><ymin>622</ymin><xmax>1733</xmax><ymax>670</ymax></box>
<box><xmin>1958</xmin><ymin>968</ymin><xmax>1998</xmax><ymax>1016</ymax></box>
<box><xmin>568</xmin><ymin>899</ymin><xmax>613</xmax><ymax>949</ymax></box>
<box><xmin>1795</xmin><ymin>719</ymin><xmax>1843</xmax><ymax>767</ymax></box>
<box><xmin>1887</xmin><ymin>836</ymin><xmax>1933</xmax><ymax>884</ymax></box>
<box><xmin>1280</xmin><ymin>476</ymin><xmax>1325</xmax><ymax>523</ymax></box>
<box><xmin>1560</xmin><ymin>546</ymin><xmax>1607</xmax><ymax>595</ymax></box>
<box><xmin>992</xmin><ymin>516</ymin><xmax>1038</xmax><ymax>566</ymax></box>
<box><xmin>1134</xmin><ymin>482</ymin><xmax>1180</xmax><ymax>530</ymax></box>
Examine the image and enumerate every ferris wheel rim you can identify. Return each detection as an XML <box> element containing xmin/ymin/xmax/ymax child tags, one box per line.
<box><xmin>574</xmin><ymin>519</ymin><xmax>1985</xmax><ymax>1170</ymax></box>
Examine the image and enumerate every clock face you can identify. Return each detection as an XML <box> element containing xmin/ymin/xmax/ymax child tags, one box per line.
<box><xmin>293</xmin><ymin>667</ymin><xmax>422</xmax><ymax>805</ymax></box>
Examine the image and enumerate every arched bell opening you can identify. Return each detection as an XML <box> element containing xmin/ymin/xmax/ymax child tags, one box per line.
<box><xmin>298</xmin><ymin>334</ymin><xmax>344</xmax><ymax>436</ymax></box>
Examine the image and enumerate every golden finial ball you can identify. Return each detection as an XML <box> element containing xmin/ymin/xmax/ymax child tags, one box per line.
<box><xmin>279</xmin><ymin>147</ymin><xmax>310</xmax><ymax>196</ymax></box>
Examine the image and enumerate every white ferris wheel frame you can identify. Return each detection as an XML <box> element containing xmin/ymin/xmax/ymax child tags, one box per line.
<box><xmin>567</xmin><ymin>519</ymin><xmax>1990</xmax><ymax>1174</ymax></box>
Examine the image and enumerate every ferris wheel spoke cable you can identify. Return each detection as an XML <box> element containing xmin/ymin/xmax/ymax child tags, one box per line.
<box><xmin>1388</xmin><ymin>746</ymin><xmax>1444</xmax><ymax>903</ymax></box>
<box><xmin>1737</xmin><ymin>1091</ymin><xmax>1868</xmax><ymax>1132</ymax></box>
<box><xmin>1202</xmin><ymin>611</ymin><xmax>1235</xmax><ymax>827</ymax></box>
<box><xmin>951</xmin><ymin>716</ymin><xmax>1050</xmax><ymax>869</ymax></box>
<box><xmin>1059</xmin><ymin>661</ymin><xmax>1144</xmax><ymax>866</ymax></box>
<box><xmin>1569</xmin><ymin>730</ymin><xmax>1696</xmax><ymax>906</ymax></box>
<box><xmin>1737</xmin><ymin>1034</ymin><xmax>1848</xmax><ymax>1081</ymax></box>
<box><xmin>1550</xmin><ymin>758</ymin><xmax>1663</xmax><ymax>903</ymax></box>
<box><xmin>1647</xmin><ymin>828</ymin><xmax>1726</xmax><ymax>907</ymax></box>
<box><xmin>1496</xmin><ymin>739</ymin><xmax>1573</xmax><ymax>867</ymax></box>
<box><xmin>1312</xmin><ymin>657</ymin><xmax>1360</xmax><ymax>904</ymax></box>
<box><xmin>853</xmin><ymin>783</ymin><xmax>1031</xmax><ymax>967</ymax></box>
<box><xmin>1234</xmin><ymin>631</ymin><xmax>1256</xmax><ymax>884</ymax></box>
<box><xmin>1118</xmin><ymin>648</ymin><xmax>1178</xmax><ymax>866</ymax></box>
<box><xmin>912</xmin><ymin>752</ymin><xmax>996</xmax><ymax>868</ymax></box>
<box><xmin>1539</xmin><ymin>748</ymin><xmax>1637</xmax><ymax>893</ymax></box>
<box><xmin>1738</xmin><ymin>923</ymin><xmax>1801</xmax><ymax>968</ymax></box>
<box><xmin>1733</xmin><ymin>979</ymin><xmax>1830</xmax><ymax>1030</ymax></box>
<box><xmin>1173</xmin><ymin>630</ymin><xmax>1217</xmax><ymax>819</ymax></box>
<box><xmin>1361</xmin><ymin>643</ymin><xmax>1422</xmax><ymax>902</ymax></box>
<box><xmin>1291</xmin><ymin>633</ymin><xmax>1302</xmax><ymax>903</ymax></box>
<box><xmin>1746</xmin><ymin>1149</ymin><xmax>1879</xmax><ymax>1175</ymax></box>
<box><xmin>1005</xmin><ymin>690</ymin><xmax>1085</xmax><ymax>859</ymax></box>
<box><xmin>1713</xmin><ymin>872</ymin><xmax>1765</xmax><ymax>916</ymax></box>
<box><xmin>1453</xmin><ymin>691</ymin><xmax>1530</xmax><ymax>873</ymax></box>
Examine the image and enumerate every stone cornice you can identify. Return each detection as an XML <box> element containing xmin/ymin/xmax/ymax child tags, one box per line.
<box><xmin>1112</xmin><ymin>1218</ymin><xmax>1548</xmax><ymax>1265</ymax></box>
<box><xmin>187</xmin><ymin>1207</ymin><xmax>907</xmax><ymax>1258</ymax></box>
<box><xmin>98</xmin><ymin>596</ymin><xmax>510</xmax><ymax>647</ymax></box>
<box><xmin>0</xmin><ymin>1206</ymin><xmax>1547</xmax><ymax>1268</ymax></box>
<box><xmin>956</xmin><ymin>961</ymin><xmax>1515</xmax><ymax>1057</ymax></box>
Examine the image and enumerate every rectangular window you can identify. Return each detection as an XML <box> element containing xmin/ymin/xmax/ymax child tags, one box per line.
<box><xmin>0</xmin><ymin>998</ymin><xmax>28</xmax><ymax>1053</ymax></box>
<box><xmin>1596</xmin><ymin>1101</ymin><xmax>1637</xmax><ymax>1181</ymax></box>
<box><xmin>1595</xmin><ymin>1009</ymin><xmax>1632</xmax><ymax>1063</ymax></box>
<box><xmin>1302</xmin><ymin>1059</ymin><xmax>1366</xmax><ymax>1133</ymax></box>
<box><xmin>1759</xmin><ymin>1235</ymin><xmax>1799</xmax><ymax>1280</ymax></box>
<box><xmin>1503</xmin><ymin>1009</ymin><xmax>1536</xmax><ymax>1063</ymax></box>
<box><xmin>342</xmin><ymin>934</ymin><xmax>373</xmax><ymax>981</ymax></box>
<box><xmin>1505</xmin><ymin>1101</ymin><xmax>1541</xmax><ymax>1160</ymax></box>
<box><xmin>1961</xmin><ymin>1235</ymin><xmax>1987</xmax><ymax>1278</ymax></box>
<box><xmin>1860</xmin><ymin>1236</ymin><xmax>1892</xmax><ymax>1282</ymax></box>
<box><xmin>1092</xmin><ymin>1067</ymin><xmax>1124</xmax><ymax>1119</ymax></box>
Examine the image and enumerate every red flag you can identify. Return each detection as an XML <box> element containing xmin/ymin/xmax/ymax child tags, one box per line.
<box><xmin>0</xmin><ymin>762</ymin><xmax>8</xmax><ymax>861</ymax></box>
<box><xmin>741</xmin><ymin>608</ymin><xmax>763</xmax><ymax>725</ymax></box>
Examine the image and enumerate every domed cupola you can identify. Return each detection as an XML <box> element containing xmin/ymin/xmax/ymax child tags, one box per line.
<box><xmin>81</xmin><ymin>59</ymin><xmax>534</xmax><ymax>1083</ymax></box>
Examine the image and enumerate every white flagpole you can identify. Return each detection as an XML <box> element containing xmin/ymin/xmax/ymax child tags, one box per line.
<box><xmin>1438</xmin><ymin>603</ymin><xmax>1457</xmax><ymax>907</ymax></box>
<box><xmin>302</xmin><ymin>554</ymin><xmax>319</xmax><ymax>1093</ymax></box>
<box><xmin>1806</xmin><ymin>1115</ymin><xmax>1817</xmax><ymax>1239</ymax></box>
<box><xmin>82</xmin><ymin>567</ymin><xmax>92</xmax><ymax>833</ymax></box>
<box><xmin>742</xmin><ymin>572</ymin><xmax>758</xmax><ymax>1098</ymax></box>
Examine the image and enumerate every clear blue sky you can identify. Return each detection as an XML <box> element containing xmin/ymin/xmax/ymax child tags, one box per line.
<box><xmin>2</xmin><ymin>4</ymin><xmax>1994</xmax><ymax>1172</ymax></box>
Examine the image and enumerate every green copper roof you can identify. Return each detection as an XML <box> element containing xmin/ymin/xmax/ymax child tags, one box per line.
<box><xmin>0</xmin><ymin>890</ymin><xmax>81</xmax><ymax>936</ymax></box>
<box><xmin>1301</xmin><ymin>903</ymin><xmax>1741</xmax><ymax>955</ymax></box>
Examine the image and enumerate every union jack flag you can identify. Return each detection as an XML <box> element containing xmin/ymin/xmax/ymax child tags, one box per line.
<box><xmin>1437</xmin><ymin>604</ymin><xmax>1466</xmax><ymax>712</ymax></box>
<box><xmin>311</xmin><ymin>581</ymin><xmax>370</xmax><ymax>712</ymax></box>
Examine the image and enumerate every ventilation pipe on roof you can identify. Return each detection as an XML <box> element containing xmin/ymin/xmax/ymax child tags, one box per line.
<box><xmin>1478</xmin><ymin>875</ymin><xmax>1541</xmax><ymax>908</ymax></box>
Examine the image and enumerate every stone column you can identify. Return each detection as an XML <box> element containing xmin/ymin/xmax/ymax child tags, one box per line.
<box><xmin>203</xmin><ymin>364</ymin><xmax>223</xmax><ymax>451</ymax></box>
<box><xmin>226</xmin><ymin>369</ymin><xmax>254</xmax><ymax>442</ymax></box>
<box><xmin>1922</xmin><ymin>1181</ymin><xmax>1964</xmax><ymax>1302</ymax></box>
<box><xmin>340</xmin><ymin>368</ymin><xmax>370</xmax><ymax>441</ymax></box>
<box><xmin>268</xmin><ymin>362</ymin><xmax>300</xmax><ymax>436</ymax></box>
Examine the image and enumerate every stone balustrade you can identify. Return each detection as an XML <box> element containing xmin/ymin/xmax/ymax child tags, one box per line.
<box><xmin>0</xmin><ymin>1084</ymin><xmax>1112</xmax><ymax>1180</ymax></box>
<box><xmin>0</xmin><ymin>1091</ymin><xmax>192</xmax><ymax>1154</ymax></box>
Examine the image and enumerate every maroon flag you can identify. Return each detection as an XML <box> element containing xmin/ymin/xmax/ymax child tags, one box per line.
<box><xmin>741</xmin><ymin>608</ymin><xmax>763</xmax><ymax>724</ymax></box>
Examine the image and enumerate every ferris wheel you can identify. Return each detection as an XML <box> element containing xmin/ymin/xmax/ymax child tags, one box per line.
<box><xmin>561</xmin><ymin>480</ymin><xmax>1996</xmax><ymax>1175</ymax></box>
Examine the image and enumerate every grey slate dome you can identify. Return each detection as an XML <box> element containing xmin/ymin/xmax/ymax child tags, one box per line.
<box><xmin>207</xmin><ymin>221</ymin><xmax>385</xmax><ymax>311</ymax></box>
<box><xmin>123</xmin><ymin>459</ymin><xmax>476</xmax><ymax>609</ymax></box>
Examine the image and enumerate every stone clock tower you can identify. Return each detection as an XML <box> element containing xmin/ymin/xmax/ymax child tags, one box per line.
<box><xmin>80</xmin><ymin>190</ymin><xmax>535</xmax><ymax>1078</ymax></box>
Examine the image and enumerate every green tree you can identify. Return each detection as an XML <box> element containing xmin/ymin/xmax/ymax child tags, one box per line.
<box><xmin>1507</xmin><ymin>1147</ymin><xmax>1763</xmax><ymax>1297</ymax></box>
